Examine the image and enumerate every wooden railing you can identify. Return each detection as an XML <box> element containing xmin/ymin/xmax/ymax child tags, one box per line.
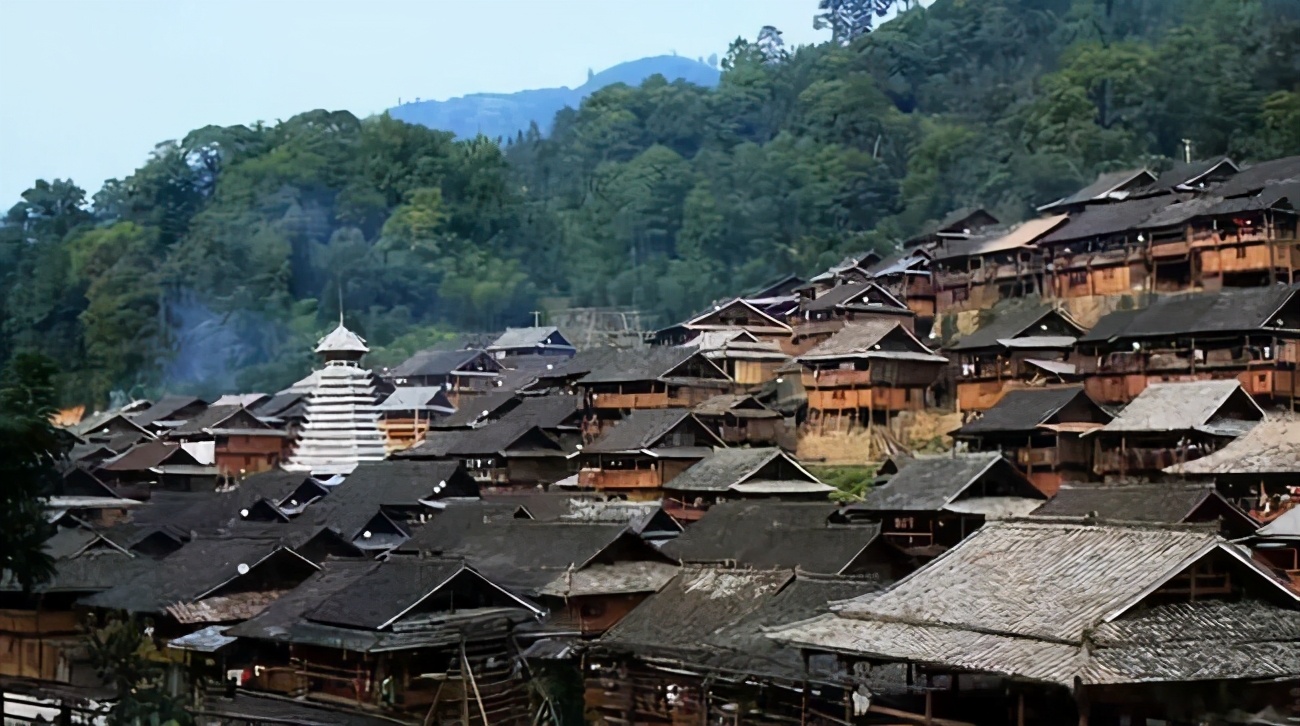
<box><xmin>589</xmin><ymin>392</ymin><xmax>670</xmax><ymax>409</ymax></box>
<box><xmin>801</xmin><ymin>369</ymin><xmax>873</xmax><ymax>388</ymax></box>
<box><xmin>578</xmin><ymin>468</ymin><xmax>660</xmax><ymax>490</ymax></box>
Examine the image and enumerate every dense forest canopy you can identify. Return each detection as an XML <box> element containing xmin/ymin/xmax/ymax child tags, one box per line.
<box><xmin>3</xmin><ymin>0</ymin><xmax>1298</xmax><ymax>407</ymax></box>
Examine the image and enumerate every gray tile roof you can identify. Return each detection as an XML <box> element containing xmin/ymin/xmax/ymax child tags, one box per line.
<box><xmin>584</xmin><ymin>409</ymin><xmax>712</xmax><ymax>453</ymax></box>
<box><xmin>487</xmin><ymin>326</ymin><xmax>573</xmax><ymax>351</ymax></box>
<box><xmin>1101</xmin><ymin>380</ymin><xmax>1262</xmax><ymax>433</ymax></box>
<box><xmin>798</xmin><ymin>320</ymin><xmax>945</xmax><ymax>362</ymax></box>
<box><xmin>131</xmin><ymin>395</ymin><xmax>208</xmax><ymax>428</ymax></box>
<box><xmin>305</xmin><ymin>558</ymin><xmax>468</xmax><ymax>629</ymax></box>
<box><xmin>663</xmin><ymin>447</ymin><xmax>824</xmax><ymax>493</ymax></box>
<box><xmin>661</xmin><ymin>501</ymin><xmax>880</xmax><ymax>574</ymax></box>
<box><xmin>1042</xmin><ymin>168</ymin><xmax>1155</xmax><ymax>211</ymax></box>
<box><xmin>389</xmin><ymin>348</ymin><xmax>496</xmax><ymax>378</ymax></box>
<box><xmin>858</xmin><ymin>452</ymin><xmax>1042</xmax><ymax>512</ymax></box>
<box><xmin>1078</xmin><ymin>285</ymin><xmax>1300</xmax><ymax>343</ymax></box>
<box><xmin>769</xmin><ymin>520</ymin><xmax>1300</xmax><ymax>685</ymax></box>
<box><xmin>1168</xmin><ymin>421</ymin><xmax>1300</xmax><ymax>476</ymax></box>
<box><xmin>954</xmin><ymin>386</ymin><xmax>1099</xmax><ymax>435</ymax></box>
<box><xmin>1030</xmin><ymin>482</ymin><xmax>1220</xmax><ymax>522</ymax></box>
<box><xmin>947</xmin><ymin>304</ymin><xmax>1083</xmax><ymax>351</ymax></box>
<box><xmin>579</xmin><ymin>347</ymin><xmax>724</xmax><ymax>384</ymax></box>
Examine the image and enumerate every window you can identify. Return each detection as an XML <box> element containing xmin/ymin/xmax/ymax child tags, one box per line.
<box><xmin>1102</xmin><ymin>268</ymin><xmax>1115</xmax><ymax>279</ymax></box>
<box><xmin>1236</xmin><ymin>246</ymin><xmax>1249</xmax><ymax>259</ymax></box>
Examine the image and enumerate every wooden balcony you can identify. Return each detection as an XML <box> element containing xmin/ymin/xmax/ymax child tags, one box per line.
<box><xmin>590</xmin><ymin>392</ymin><xmax>670</xmax><ymax>409</ymax></box>
<box><xmin>801</xmin><ymin>369</ymin><xmax>873</xmax><ymax>388</ymax></box>
<box><xmin>578</xmin><ymin>468</ymin><xmax>661</xmax><ymax>490</ymax></box>
<box><xmin>1016</xmin><ymin>446</ymin><xmax>1058</xmax><ymax>468</ymax></box>
<box><xmin>663</xmin><ymin>499</ymin><xmax>709</xmax><ymax>522</ymax></box>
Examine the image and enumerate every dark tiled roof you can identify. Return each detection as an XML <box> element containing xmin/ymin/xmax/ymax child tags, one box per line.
<box><xmin>443</xmin><ymin>521</ymin><xmax>644</xmax><ymax>592</ymax></box>
<box><xmin>406</xmin><ymin>417</ymin><xmax>561</xmax><ymax>458</ymax></box>
<box><xmin>803</xmin><ymin>283</ymin><xmax>907</xmax><ymax>313</ymax></box>
<box><xmin>306</xmin><ymin>558</ymin><xmax>467</xmax><ymax>629</ymax></box>
<box><xmin>170</xmin><ymin>405</ymin><xmax>269</xmax><ymax>437</ymax></box>
<box><xmin>253</xmin><ymin>392</ymin><xmax>308</xmax><ymax>420</ymax></box>
<box><xmin>1042</xmin><ymin>169</ymin><xmax>1155</xmax><ymax>210</ymax></box>
<box><xmin>1040</xmin><ymin>195</ymin><xmax>1179</xmax><ymax>246</ymax></box>
<box><xmin>955</xmin><ymin>386</ymin><xmax>1096</xmax><ymax>435</ymax></box>
<box><xmin>502</xmin><ymin>394</ymin><xmax>581</xmax><ymax>428</ymax></box>
<box><xmin>947</xmin><ymin>304</ymin><xmax>1082</xmax><ymax>351</ymax></box>
<box><xmin>80</xmin><ymin>536</ymin><xmax>301</xmax><ymax>614</ymax></box>
<box><xmin>307</xmin><ymin>460</ymin><xmax>474</xmax><ymax>538</ymax></box>
<box><xmin>131</xmin><ymin>396</ymin><xmax>207</xmax><ymax>428</ymax></box>
<box><xmin>389</xmin><ymin>349</ymin><xmax>494</xmax><ymax>378</ymax></box>
<box><xmin>98</xmin><ymin>441</ymin><xmax>200</xmax><ymax>472</ymax></box>
<box><xmin>665</xmin><ymin>448</ymin><xmax>817</xmax><ymax>493</ymax></box>
<box><xmin>1210</xmin><ymin>155</ymin><xmax>1300</xmax><ymax>198</ymax></box>
<box><xmin>578</xmin><ymin>347</ymin><xmax>700</xmax><ymax>384</ymax></box>
<box><xmin>1031</xmin><ymin>483</ymin><xmax>1218</xmax><ymax>522</ymax></box>
<box><xmin>584</xmin><ymin>409</ymin><xmax>701</xmax><ymax>453</ymax></box>
<box><xmin>1079</xmin><ymin>285</ymin><xmax>1299</xmax><ymax>343</ymax></box>
<box><xmin>662</xmin><ymin>501</ymin><xmax>878</xmax><ymax>574</ymax></box>
<box><xmin>225</xmin><ymin>560</ymin><xmax>375</xmax><ymax>640</ymax></box>
<box><xmin>858</xmin><ymin>453</ymin><xmax>1035</xmax><ymax>512</ymax></box>
<box><xmin>433</xmin><ymin>391</ymin><xmax>520</xmax><ymax>428</ymax></box>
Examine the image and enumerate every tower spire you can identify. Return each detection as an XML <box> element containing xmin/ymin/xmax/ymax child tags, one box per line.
<box><xmin>338</xmin><ymin>281</ymin><xmax>345</xmax><ymax>326</ymax></box>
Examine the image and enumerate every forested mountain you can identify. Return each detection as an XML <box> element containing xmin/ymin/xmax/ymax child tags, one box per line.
<box><xmin>3</xmin><ymin>0</ymin><xmax>1299</xmax><ymax>406</ymax></box>
<box><xmin>388</xmin><ymin>55</ymin><xmax>721</xmax><ymax>140</ymax></box>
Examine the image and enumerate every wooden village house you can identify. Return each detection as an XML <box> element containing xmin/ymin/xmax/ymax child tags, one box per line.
<box><xmin>658</xmin><ymin>447</ymin><xmax>833</xmax><ymax>521</ymax></box>
<box><xmin>1090</xmin><ymin>379</ymin><xmax>1264</xmax><ymax>480</ymax></box>
<box><xmin>951</xmin><ymin>385</ymin><xmax>1111</xmax><ymax>494</ymax></box>
<box><xmin>676</xmin><ymin>329</ymin><xmax>790</xmax><ymax>386</ymax></box>
<box><xmin>486</xmin><ymin>325</ymin><xmax>577</xmax><ymax>361</ymax></box>
<box><xmin>1032</xmin><ymin>481</ymin><xmax>1259</xmax><ymax>539</ymax></box>
<box><xmin>770</xmin><ymin>518</ymin><xmax>1300</xmax><ymax>726</ymax></box>
<box><xmin>1167</xmin><ymin>419</ymin><xmax>1300</xmax><ymax>519</ymax></box>
<box><xmin>576</xmin><ymin>409</ymin><xmax>724</xmax><ymax>500</ymax></box>
<box><xmin>691</xmin><ymin>393</ymin><xmax>788</xmax><ymax>447</ymax></box>
<box><xmin>1075</xmin><ymin>283</ymin><xmax>1300</xmax><ymax>406</ymax></box>
<box><xmin>789</xmin><ymin>281</ymin><xmax>915</xmax><ymax>356</ymax></box>
<box><xmin>796</xmin><ymin>320</ymin><xmax>947</xmax><ymax>433</ymax></box>
<box><xmin>929</xmin><ymin>215</ymin><xmax>1067</xmax><ymax>313</ymax></box>
<box><xmin>167</xmin><ymin>404</ymin><xmax>290</xmax><ymax>478</ymax></box>
<box><xmin>576</xmin><ymin>347</ymin><xmax>733</xmax><ymax>416</ymax></box>
<box><xmin>374</xmin><ymin>386</ymin><xmax>456</xmax><ymax>451</ymax></box>
<box><xmin>946</xmin><ymin>303</ymin><xmax>1087</xmax><ymax>412</ymax></box>
<box><xmin>837</xmin><ymin>452</ymin><xmax>1047</xmax><ymax>559</ymax></box>
<box><xmin>386</xmin><ymin>348</ymin><xmax>505</xmax><ymax>404</ymax></box>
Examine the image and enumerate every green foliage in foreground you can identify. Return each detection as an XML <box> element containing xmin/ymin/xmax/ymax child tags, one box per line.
<box><xmin>0</xmin><ymin>352</ymin><xmax>65</xmax><ymax>591</ymax></box>
<box><xmin>812</xmin><ymin>465</ymin><xmax>879</xmax><ymax>503</ymax></box>
<box><xmin>3</xmin><ymin>0</ymin><xmax>1298</xmax><ymax>406</ymax></box>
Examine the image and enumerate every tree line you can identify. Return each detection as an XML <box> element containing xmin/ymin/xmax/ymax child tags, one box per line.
<box><xmin>3</xmin><ymin>0</ymin><xmax>1298</xmax><ymax>406</ymax></box>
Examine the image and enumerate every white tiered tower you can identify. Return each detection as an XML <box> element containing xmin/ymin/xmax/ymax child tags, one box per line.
<box><xmin>283</xmin><ymin>321</ymin><xmax>387</xmax><ymax>475</ymax></box>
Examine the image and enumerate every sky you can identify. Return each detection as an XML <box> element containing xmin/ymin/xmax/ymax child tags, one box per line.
<box><xmin>0</xmin><ymin>0</ymin><xmax>828</xmax><ymax>204</ymax></box>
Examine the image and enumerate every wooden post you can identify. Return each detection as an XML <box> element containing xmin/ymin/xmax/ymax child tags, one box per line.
<box><xmin>460</xmin><ymin>641</ymin><xmax>489</xmax><ymax>725</ymax></box>
<box><xmin>924</xmin><ymin>689</ymin><xmax>933</xmax><ymax>725</ymax></box>
<box><xmin>1017</xmin><ymin>692</ymin><xmax>1025</xmax><ymax>726</ymax></box>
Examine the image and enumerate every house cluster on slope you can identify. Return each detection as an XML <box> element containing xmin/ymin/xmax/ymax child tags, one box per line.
<box><xmin>4</xmin><ymin>154</ymin><xmax>1300</xmax><ymax>725</ymax></box>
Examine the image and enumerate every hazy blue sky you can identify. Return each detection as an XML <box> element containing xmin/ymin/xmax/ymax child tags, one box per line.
<box><xmin>0</xmin><ymin>0</ymin><xmax>828</xmax><ymax>204</ymax></box>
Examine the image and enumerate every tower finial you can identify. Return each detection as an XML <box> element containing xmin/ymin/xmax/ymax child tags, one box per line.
<box><xmin>338</xmin><ymin>280</ymin><xmax>345</xmax><ymax>326</ymax></box>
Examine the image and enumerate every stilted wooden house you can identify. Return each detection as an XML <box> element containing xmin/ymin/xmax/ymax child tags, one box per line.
<box><xmin>386</xmin><ymin>348</ymin><xmax>505</xmax><ymax>404</ymax></box>
<box><xmin>401</xmin><ymin>417</ymin><xmax>571</xmax><ymax>489</ymax></box>
<box><xmin>168</xmin><ymin>404</ymin><xmax>290</xmax><ymax>477</ymax></box>
<box><xmin>586</xmin><ymin>567</ymin><xmax>887</xmax><ymax>726</ymax></box>
<box><xmin>797</xmin><ymin>320</ymin><xmax>947</xmax><ymax>432</ymax></box>
<box><xmin>930</xmin><ymin>215</ymin><xmax>1067</xmax><ymax>313</ymax></box>
<box><xmin>951</xmin><ymin>385</ymin><xmax>1111</xmax><ymax>494</ymax></box>
<box><xmin>790</xmin><ymin>281</ymin><xmax>915</xmax><ymax>355</ymax></box>
<box><xmin>1075</xmin><ymin>284</ymin><xmax>1300</xmax><ymax>406</ymax></box>
<box><xmin>771</xmin><ymin>519</ymin><xmax>1300</xmax><ymax>726</ymax></box>
<box><xmin>374</xmin><ymin>385</ymin><xmax>456</xmax><ymax>451</ymax></box>
<box><xmin>660</xmin><ymin>448</ymin><xmax>832</xmax><ymax>522</ymax></box>
<box><xmin>865</xmin><ymin>249</ymin><xmax>936</xmax><ymax>325</ymax></box>
<box><xmin>836</xmin><ymin>452</ymin><xmax>1047</xmax><ymax>559</ymax></box>
<box><xmin>691</xmin><ymin>393</ymin><xmax>787</xmax><ymax>447</ymax></box>
<box><xmin>677</xmin><ymin>297</ymin><xmax>794</xmax><ymax>350</ymax></box>
<box><xmin>95</xmin><ymin>440</ymin><xmax>217</xmax><ymax>494</ymax></box>
<box><xmin>576</xmin><ymin>409</ymin><xmax>724</xmax><ymax>500</ymax></box>
<box><xmin>677</xmin><ymin>329</ymin><xmax>790</xmax><ymax>386</ymax></box>
<box><xmin>576</xmin><ymin>347</ymin><xmax>732</xmax><ymax>415</ymax></box>
<box><xmin>1090</xmin><ymin>380</ymin><xmax>1264</xmax><ymax>479</ymax></box>
<box><xmin>223</xmin><ymin>558</ymin><xmax>544</xmax><ymax>722</ymax></box>
<box><xmin>1166</xmin><ymin>420</ymin><xmax>1300</xmax><ymax>518</ymax></box>
<box><xmin>946</xmin><ymin>303</ymin><xmax>1087</xmax><ymax>412</ymax></box>
<box><xmin>1038</xmin><ymin>167</ymin><xmax>1159</xmax><ymax>215</ymax></box>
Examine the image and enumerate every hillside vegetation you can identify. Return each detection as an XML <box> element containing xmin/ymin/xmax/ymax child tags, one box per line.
<box><xmin>3</xmin><ymin>0</ymin><xmax>1299</xmax><ymax>405</ymax></box>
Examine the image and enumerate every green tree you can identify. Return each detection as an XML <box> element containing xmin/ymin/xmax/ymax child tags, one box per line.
<box><xmin>87</xmin><ymin>614</ymin><xmax>194</xmax><ymax>726</ymax></box>
<box><xmin>0</xmin><ymin>352</ymin><xmax>65</xmax><ymax>592</ymax></box>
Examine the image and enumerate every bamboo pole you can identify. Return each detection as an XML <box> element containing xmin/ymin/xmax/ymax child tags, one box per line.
<box><xmin>461</xmin><ymin>641</ymin><xmax>490</xmax><ymax>726</ymax></box>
